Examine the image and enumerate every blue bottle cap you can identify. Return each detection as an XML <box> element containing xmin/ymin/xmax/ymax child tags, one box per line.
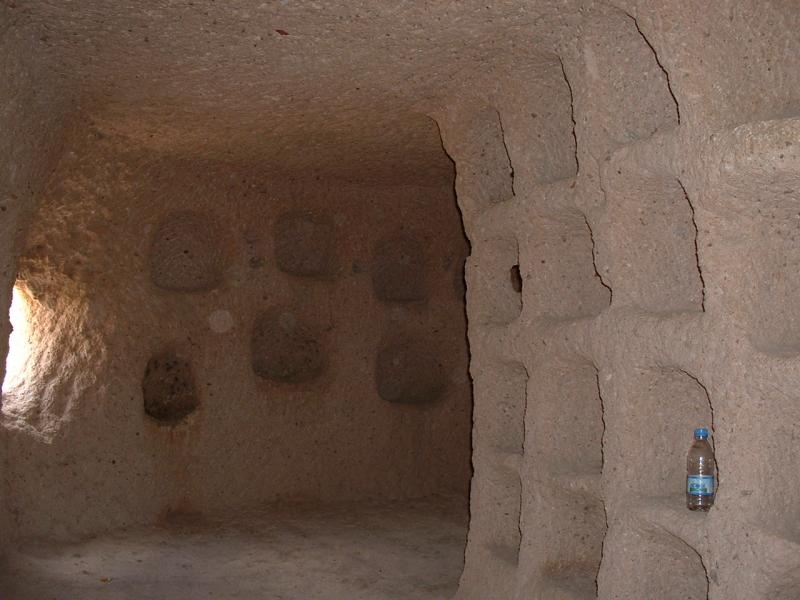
<box><xmin>694</xmin><ymin>427</ymin><xmax>709</xmax><ymax>439</ymax></box>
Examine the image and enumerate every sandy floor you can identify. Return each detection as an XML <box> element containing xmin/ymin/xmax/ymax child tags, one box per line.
<box><xmin>0</xmin><ymin>496</ymin><xmax>467</xmax><ymax>600</ymax></box>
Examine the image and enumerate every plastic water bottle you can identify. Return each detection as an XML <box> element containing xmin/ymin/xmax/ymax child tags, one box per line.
<box><xmin>686</xmin><ymin>427</ymin><xmax>716</xmax><ymax>511</ymax></box>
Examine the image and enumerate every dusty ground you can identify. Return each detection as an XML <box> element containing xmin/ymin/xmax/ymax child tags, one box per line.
<box><xmin>0</xmin><ymin>496</ymin><xmax>467</xmax><ymax>600</ymax></box>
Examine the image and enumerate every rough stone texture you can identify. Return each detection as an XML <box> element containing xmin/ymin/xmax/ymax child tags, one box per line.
<box><xmin>273</xmin><ymin>211</ymin><xmax>336</xmax><ymax>277</ymax></box>
<box><xmin>149</xmin><ymin>211</ymin><xmax>227</xmax><ymax>292</ymax></box>
<box><xmin>251</xmin><ymin>309</ymin><xmax>325</xmax><ymax>383</ymax></box>
<box><xmin>142</xmin><ymin>352</ymin><xmax>200</xmax><ymax>423</ymax></box>
<box><xmin>435</xmin><ymin>4</ymin><xmax>800</xmax><ymax>599</ymax></box>
<box><xmin>453</xmin><ymin>107</ymin><xmax>515</xmax><ymax>209</ymax></box>
<box><xmin>0</xmin><ymin>4</ymin><xmax>73</xmax><ymax>559</ymax></box>
<box><xmin>2</xmin><ymin>2</ymin><xmax>800</xmax><ymax>599</ymax></box>
<box><xmin>371</xmin><ymin>235</ymin><xmax>430</xmax><ymax>303</ymax></box>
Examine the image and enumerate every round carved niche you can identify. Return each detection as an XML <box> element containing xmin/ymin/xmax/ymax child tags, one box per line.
<box><xmin>251</xmin><ymin>309</ymin><xmax>326</xmax><ymax>383</ymax></box>
<box><xmin>142</xmin><ymin>351</ymin><xmax>199</xmax><ymax>424</ymax></box>
<box><xmin>149</xmin><ymin>210</ymin><xmax>226</xmax><ymax>292</ymax></box>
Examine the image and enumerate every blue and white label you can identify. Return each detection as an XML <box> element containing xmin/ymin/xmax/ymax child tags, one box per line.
<box><xmin>687</xmin><ymin>475</ymin><xmax>715</xmax><ymax>496</ymax></box>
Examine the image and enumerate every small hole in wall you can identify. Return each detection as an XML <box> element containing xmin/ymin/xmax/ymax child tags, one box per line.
<box><xmin>470</xmin><ymin>238</ymin><xmax>522</xmax><ymax>325</ymax></box>
<box><xmin>2</xmin><ymin>282</ymin><xmax>34</xmax><ymax>395</ymax></box>
<box><xmin>510</xmin><ymin>264</ymin><xmax>522</xmax><ymax>294</ymax></box>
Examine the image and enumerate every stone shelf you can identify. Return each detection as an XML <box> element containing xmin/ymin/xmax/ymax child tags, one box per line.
<box><xmin>604</xmin><ymin>127</ymin><xmax>682</xmax><ymax>181</ymax></box>
<box><xmin>527</xmin><ymin>177</ymin><xmax>578</xmax><ymax>216</ymax></box>
<box><xmin>486</xmin><ymin>542</ymin><xmax>520</xmax><ymax>566</ymax></box>
<box><xmin>536</xmin><ymin>304</ymin><xmax>707</xmax><ymax>371</ymax></box>
<box><xmin>589</xmin><ymin>308</ymin><xmax>707</xmax><ymax>375</ymax></box>
<box><xmin>536</xmin><ymin>316</ymin><xmax>596</xmax><ymax>363</ymax></box>
<box><xmin>630</xmin><ymin>494</ymin><xmax>710</xmax><ymax>551</ymax></box>
<box><xmin>600</xmin><ymin>515</ymin><xmax>709</xmax><ymax>599</ymax></box>
<box><xmin>541</xmin><ymin>572</ymin><xmax>597</xmax><ymax>600</ymax></box>
<box><xmin>614</xmin><ymin>367</ymin><xmax>713</xmax><ymax>502</ymax></box>
<box><xmin>472</xmin><ymin>193</ymin><xmax>520</xmax><ymax>235</ymax></box>
<box><xmin>710</xmin><ymin>116</ymin><xmax>800</xmax><ymax>188</ymax></box>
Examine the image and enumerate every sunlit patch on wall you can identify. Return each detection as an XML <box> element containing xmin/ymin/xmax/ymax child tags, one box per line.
<box><xmin>3</xmin><ymin>282</ymin><xmax>34</xmax><ymax>394</ymax></box>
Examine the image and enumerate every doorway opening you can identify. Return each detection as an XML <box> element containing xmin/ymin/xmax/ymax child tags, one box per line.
<box><xmin>1</xmin><ymin>112</ymin><xmax>473</xmax><ymax>600</ymax></box>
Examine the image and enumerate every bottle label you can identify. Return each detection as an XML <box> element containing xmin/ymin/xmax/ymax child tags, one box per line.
<box><xmin>687</xmin><ymin>475</ymin><xmax>715</xmax><ymax>496</ymax></box>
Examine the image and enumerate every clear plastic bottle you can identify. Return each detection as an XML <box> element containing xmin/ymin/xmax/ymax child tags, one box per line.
<box><xmin>686</xmin><ymin>427</ymin><xmax>716</xmax><ymax>511</ymax></box>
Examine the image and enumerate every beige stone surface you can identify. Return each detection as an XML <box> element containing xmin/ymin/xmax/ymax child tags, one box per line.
<box><xmin>0</xmin><ymin>496</ymin><xmax>468</xmax><ymax>599</ymax></box>
<box><xmin>3</xmin><ymin>1</ymin><xmax>800</xmax><ymax>599</ymax></box>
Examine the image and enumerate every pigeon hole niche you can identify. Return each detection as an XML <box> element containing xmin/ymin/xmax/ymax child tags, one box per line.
<box><xmin>4</xmin><ymin>3</ymin><xmax>800</xmax><ymax>600</ymax></box>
